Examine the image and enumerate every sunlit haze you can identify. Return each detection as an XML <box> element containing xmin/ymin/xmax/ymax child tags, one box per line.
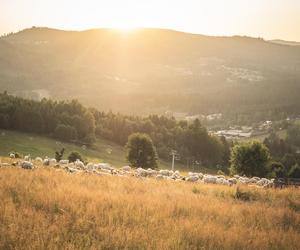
<box><xmin>0</xmin><ymin>0</ymin><xmax>300</xmax><ymax>40</ymax></box>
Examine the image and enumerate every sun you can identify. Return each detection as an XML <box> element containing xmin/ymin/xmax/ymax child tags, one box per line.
<box><xmin>105</xmin><ymin>20</ymin><xmax>140</xmax><ymax>33</ymax></box>
<box><xmin>114</xmin><ymin>24</ymin><xmax>139</xmax><ymax>33</ymax></box>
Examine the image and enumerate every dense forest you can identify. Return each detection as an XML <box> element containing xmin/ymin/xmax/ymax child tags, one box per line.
<box><xmin>0</xmin><ymin>92</ymin><xmax>229</xmax><ymax>169</ymax></box>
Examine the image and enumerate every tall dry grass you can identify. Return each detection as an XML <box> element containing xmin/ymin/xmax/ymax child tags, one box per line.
<box><xmin>0</xmin><ymin>163</ymin><xmax>300</xmax><ymax>249</ymax></box>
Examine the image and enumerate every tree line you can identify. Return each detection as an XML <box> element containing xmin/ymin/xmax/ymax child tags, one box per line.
<box><xmin>0</xmin><ymin>92</ymin><xmax>229</xmax><ymax>169</ymax></box>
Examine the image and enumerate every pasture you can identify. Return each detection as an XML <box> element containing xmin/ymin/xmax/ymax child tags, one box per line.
<box><xmin>0</xmin><ymin>129</ymin><xmax>214</xmax><ymax>173</ymax></box>
<box><xmin>0</xmin><ymin>163</ymin><xmax>299</xmax><ymax>250</ymax></box>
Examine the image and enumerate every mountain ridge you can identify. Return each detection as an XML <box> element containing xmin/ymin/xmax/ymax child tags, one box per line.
<box><xmin>1</xmin><ymin>27</ymin><xmax>300</xmax><ymax>115</ymax></box>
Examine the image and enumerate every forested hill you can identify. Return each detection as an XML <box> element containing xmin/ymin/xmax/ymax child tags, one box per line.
<box><xmin>0</xmin><ymin>27</ymin><xmax>300</xmax><ymax>115</ymax></box>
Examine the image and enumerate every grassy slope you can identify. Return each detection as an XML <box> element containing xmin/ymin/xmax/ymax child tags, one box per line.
<box><xmin>0</xmin><ymin>129</ymin><xmax>127</xmax><ymax>167</ymax></box>
<box><xmin>0</xmin><ymin>166</ymin><xmax>299</xmax><ymax>250</ymax></box>
<box><xmin>0</xmin><ymin>129</ymin><xmax>207</xmax><ymax>172</ymax></box>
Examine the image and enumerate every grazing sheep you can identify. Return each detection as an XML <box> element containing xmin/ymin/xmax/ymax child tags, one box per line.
<box><xmin>59</xmin><ymin>160</ymin><xmax>69</xmax><ymax>165</ymax></box>
<box><xmin>1</xmin><ymin>162</ymin><xmax>10</xmax><ymax>167</ymax></box>
<box><xmin>186</xmin><ymin>175</ymin><xmax>199</xmax><ymax>182</ymax></box>
<box><xmin>238</xmin><ymin>177</ymin><xmax>251</xmax><ymax>184</ymax></box>
<box><xmin>155</xmin><ymin>174</ymin><xmax>164</xmax><ymax>180</ymax></box>
<box><xmin>249</xmin><ymin>177</ymin><xmax>260</xmax><ymax>184</ymax></box>
<box><xmin>9</xmin><ymin>153</ymin><xmax>15</xmax><ymax>158</ymax></box>
<box><xmin>24</xmin><ymin>154</ymin><xmax>31</xmax><ymax>161</ymax></box>
<box><xmin>171</xmin><ymin>172</ymin><xmax>182</xmax><ymax>180</ymax></box>
<box><xmin>75</xmin><ymin>159</ymin><xmax>85</xmax><ymax>169</ymax></box>
<box><xmin>216</xmin><ymin>177</ymin><xmax>231</xmax><ymax>186</ymax></box>
<box><xmin>159</xmin><ymin>169</ymin><xmax>173</xmax><ymax>176</ymax></box>
<box><xmin>146</xmin><ymin>168</ymin><xmax>157</xmax><ymax>176</ymax></box>
<box><xmin>49</xmin><ymin>158</ymin><xmax>57</xmax><ymax>165</ymax></box>
<box><xmin>43</xmin><ymin>158</ymin><xmax>50</xmax><ymax>166</ymax></box>
<box><xmin>136</xmin><ymin>168</ymin><xmax>149</xmax><ymax>177</ymax></box>
<box><xmin>121</xmin><ymin>166</ymin><xmax>131</xmax><ymax>172</ymax></box>
<box><xmin>95</xmin><ymin>163</ymin><xmax>113</xmax><ymax>171</ymax></box>
<box><xmin>228</xmin><ymin>178</ymin><xmax>237</xmax><ymax>185</ymax></box>
<box><xmin>256</xmin><ymin>178</ymin><xmax>270</xmax><ymax>186</ymax></box>
<box><xmin>66</xmin><ymin>166</ymin><xmax>80</xmax><ymax>173</ymax></box>
<box><xmin>188</xmin><ymin>172</ymin><xmax>204</xmax><ymax>180</ymax></box>
<box><xmin>21</xmin><ymin>161</ymin><xmax>33</xmax><ymax>169</ymax></box>
<box><xmin>86</xmin><ymin>163</ymin><xmax>95</xmax><ymax>170</ymax></box>
<box><xmin>35</xmin><ymin>157</ymin><xmax>43</xmax><ymax>162</ymax></box>
<box><xmin>43</xmin><ymin>157</ymin><xmax>56</xmax><ymax>166</ymax></box>
<box><xmin>203</xmin><ymin>175</ymin><xmax>217</xmax><ymax>184</ymax></box>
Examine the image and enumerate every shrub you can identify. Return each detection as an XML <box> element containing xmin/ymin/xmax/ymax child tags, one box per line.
<box><xmin>233</xmin><ymin>187</ymin><xmax>256</xmax><ymax>202</ymax></box>
<box><xmin>288</xmin><ymin>164</ymin><xmax>300</xmax><ymax>178</ymax></box>
<box><xmin>230</xmin><ymin>141</ymin><xmax>270</xmax><ymax>177</ymax></box>
<box><xmin>68</xmin><ymin>151</ymin><xmax>83</xmax><ymax>163</ymax></box>
<box><xmin>267</xmin><ymin>161</ymin><xmax>286</xmax><ymax>178</ymax></box>
<box><xmin>126</xmin><ymin>133</ymin><xmax>158</xmax><ymax>169</ymax></box>
<box><xmin>55</xmin><ymin>148</ymin><xmax>65</xmax><ymax>162</ymax></box>
<box><xmin>10</xmin><ymin>151</ymin><xmax>21</xmax><ymax>158</ymax></box>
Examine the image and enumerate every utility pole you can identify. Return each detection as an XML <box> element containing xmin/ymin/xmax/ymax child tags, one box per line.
<box><xmin>170</xmin><ymin>150</ymin><xmax>179</xmax><ymax>171</ymax></box>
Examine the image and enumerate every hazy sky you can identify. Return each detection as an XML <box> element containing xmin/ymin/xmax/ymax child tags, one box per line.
<box><xmin>1</xmin><ymin>0</ymin><xmax>300</xmax><ymax>41</ymax></box>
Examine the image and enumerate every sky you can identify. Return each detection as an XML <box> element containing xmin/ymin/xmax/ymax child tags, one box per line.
<box><xmin>0</xmin><ymin>0</ymin><xmax>300</xmax><ymax>41</ymax></box>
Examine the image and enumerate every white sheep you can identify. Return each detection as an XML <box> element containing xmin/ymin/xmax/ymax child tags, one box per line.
<box><xmin>256</xmin><ymin>178</ymin><xmax>270</xmax><ymax>186</ymax></box>
<box><xmin>186</xmin><ymin>175</ymin><xmax>199</xmax><ymax>182</ymax></box>
<box><xmin>43</xmin><ymin>158</ymin><xmax>50</xmax><ymax>166</ymax></box>
<box><xmin>66</xmin><ymin>166</ymin><xmax>80</xmax><ymax>173</ymax></box>
<box><xmin>35</xmin><ymin>157</ymin><xmax>43</xmax><ymax>162</ymax></box>
<box><xmin>203</xmin><ymin>175</ymin><xmax>217</xmax><ymax>184</ymax></box>
<box><xmin>75</xmin><ymin>159</ymin><xmax>85</xmax><ymax>169</ymax></box>
<box><xmin>21</xmin><ymin>161</ymin><xmax>33</xmax><ymax>169</ymax></box>
<box><xmin>238</xmin><ymin>177</ymin><xmax>251</xmax><ymax>184</ymax></box>
<box><xmin>49</xmin><ymin>158</ymin><xmax>57</xmax><ymax>165</ymax></box>
<box><xmin>146</xmin><ymin>168</ymin><xmax>157</xmax><ymax>176</ymax></box>
<box><xmin>0</xmin><ymin>162</ymin><xmax>10</xmax><ymax>167</ymax></box>
<box><xmin>155</xmin><ymin>174</ymin><xmax>164</xmax><ymax>180</ymax></box>
<box><xmin>216</xmin><ymin>177</ymin><xmax>231</xmax><ymax>186</ymax></box>
<box><xmin>24</xmin><ymin>154</ymin><xmax>31</xmax><ymax>161</ymax></box>
<box><xmin>159</xmin><ymin>169</ymin><xmax>173</xmax><ymax>176</ymax></box>
<box><xmin>228</xmin><ymin>178</ymin><xmax>237</xmax><ymax>185</ymax></box>
<box><xmin>59</xmin><ymin>160</ymin><xmax>69</xmax><ymax>165</ymax></box>
<box><xmin>136</xmin><ymin>168</ymin><xmax>149</xmax><ymax>177</ymax></box>
<box><xmin>86</xmin><ymin>163</ymin><xmax>95</xmax><ymax>170</ymax></box>
<box><xmin>121</xmin><ymin>166</ymin><xmax>131</xmax><ymax>172</ymax></box>
<box><xmin>9</xmin><ymin>153</ymin><xmax>15</xmax><ymax>158</ymax></box>
<box><xmin>96</xmin><ymin>163</ymin><xmax>113</xmax><ymax>171</ymax></box>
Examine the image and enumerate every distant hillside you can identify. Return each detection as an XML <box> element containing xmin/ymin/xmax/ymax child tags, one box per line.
<box><xmin>1</xmin><ymin>27</ymin><xmax>300</xmax><ymax>115</ymax></box>
<box><xmin>269</xmin><ymin>39</ymin><xmax>300</xmax><ymax>46</ymax></box>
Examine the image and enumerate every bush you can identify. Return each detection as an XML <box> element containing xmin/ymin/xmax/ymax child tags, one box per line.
<box><xmin>55</xmin><ymin>148</ymin><xmax>65</xmax><ymax>162</ymax></box>
<box><xmin>233</xmin><ymin>187</ymin><xmax>257</xmax><ymax>202</ymax></box>
<box><xmin>126</xmin><ymin>133</ymin><xmax>158</xmax><ymax>169</ymax></box>
<box><xmin>230</xmin><ymin>141</ymin><xmax>270</xmax><ymax>177</ymax></box>
<box><xmin>54</xmin><ymin>124</ymin><xmax>78</xmax><ymax>141</ymax></box>
<box><xmin>68</xmin><ymin>151</ymin><xmax>83</xmax><ymax>163</ymax></box>
<box><xmin>288</xmin><ymin>164</ymin><xmax>300</xmax><ymax>178</ymax></box>
<box><xmin>267</xmin><ymin>161</ymin><xmax>286</xmax><ymax>178</ymax></box>
<box><xmin>9</xmin><ymin>151</ymin><xmax>21</xmax><ymax>158</ymax></box>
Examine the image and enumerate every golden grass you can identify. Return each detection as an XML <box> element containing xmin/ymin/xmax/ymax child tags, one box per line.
<box><xmin>0</xmin><ymin>163</ymin><xmax>300</xmax><ymax>249</ymax></box>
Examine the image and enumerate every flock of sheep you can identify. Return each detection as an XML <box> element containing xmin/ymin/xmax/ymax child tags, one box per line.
<box><xmin>1</xmin><ymin>153</ymin><xmax>274</xmax><ymax>188</ymax></box>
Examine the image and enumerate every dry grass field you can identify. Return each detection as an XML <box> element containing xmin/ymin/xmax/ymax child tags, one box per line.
<box><xmin>0</xmin><ymin>161</ymin><xmax>300</xmax><ymax>250</ymax></box>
